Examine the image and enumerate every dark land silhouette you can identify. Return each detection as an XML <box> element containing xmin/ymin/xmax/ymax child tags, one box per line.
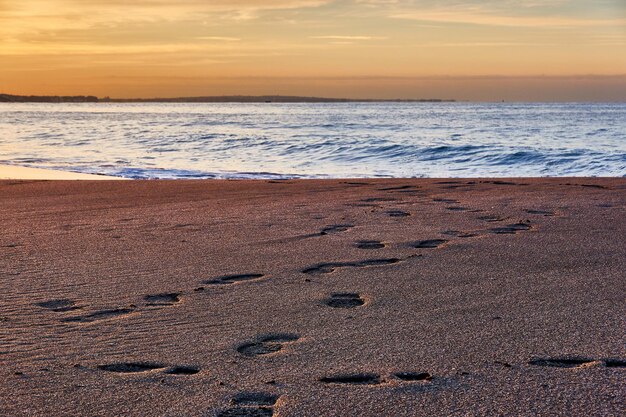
<box><xmin>0</xmin><ymin>93</ymin><xmax>454</xmax><ymax>103</ymax></box>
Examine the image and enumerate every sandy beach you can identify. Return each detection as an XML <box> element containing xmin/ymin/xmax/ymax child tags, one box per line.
<box><xmin>1</xmin><ymin>178</ymin><xmax>624</xmax><ymax>416</ymax></box>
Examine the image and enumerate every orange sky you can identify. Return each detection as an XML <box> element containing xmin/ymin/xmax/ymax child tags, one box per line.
<box><xmin>0</xmin><ymin>0</ymin><xmax>625</xmax><ymax>100</ymax></box>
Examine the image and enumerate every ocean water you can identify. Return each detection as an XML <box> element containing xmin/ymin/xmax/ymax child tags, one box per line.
<box><xmin>1</xmin><ymin>102</ymin><xmax>625</xmax><ymax>178</ymax></box>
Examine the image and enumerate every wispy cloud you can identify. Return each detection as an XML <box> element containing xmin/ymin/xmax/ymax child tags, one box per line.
<box><xmin>0</xmin><ymin>0</ymin><xmax>333</xmax><ymax>24</ymax></box>
<box><xmin>390</xmin><ymin>10</ymin><xmax>626</xmax><ymax>28</ymax></box>
<box><xmin>196</xmin><ymin>37</ymin><xmax>241</xmax><ymax>42</ymax></box>
<box><xmin>357</xmin><ymin>0</ymin><xmax>626</xmax><ymax>28</ymax></box>
<box><xmin>310</xmin><ymin>35</ymin><xmax>388</xmax><ymax>40</ymax></box>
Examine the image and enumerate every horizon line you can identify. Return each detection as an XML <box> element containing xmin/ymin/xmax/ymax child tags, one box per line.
<box><xmin>0</xmin><ymin>93</ymin><xmax>456</xmax><ymax>103</ymax></box>
<box><xmin>3</xmin><ymin>93</ymin><xmax>626</xmax><ymax>103</ymax></box>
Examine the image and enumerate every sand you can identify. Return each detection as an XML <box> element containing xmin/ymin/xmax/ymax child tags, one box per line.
<box><xmin>0</xmin><ymin>164</ymin><xmax>125</xmax><ymax>180</ymax></box>
<box><xmin>0</xmin><ymin>178</ymin><xmax>624</xmax><ymax>416</ymax></box>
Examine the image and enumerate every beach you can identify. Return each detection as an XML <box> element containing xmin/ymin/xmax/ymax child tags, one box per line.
<box><xmin>1</xmin><ymin>178</ymin><xmax>624</xmax><ymax>416</ymax></box>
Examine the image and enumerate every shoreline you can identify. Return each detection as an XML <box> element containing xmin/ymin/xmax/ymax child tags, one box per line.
<box><xmin>1</xmin><ymin>164</ymin><xmax>622</xmax><ymax>182</ymax></box>
<box><xmin>0</xmin><ymin>164</ymin><xmax>126</xmax><ymax>180</ymax></box>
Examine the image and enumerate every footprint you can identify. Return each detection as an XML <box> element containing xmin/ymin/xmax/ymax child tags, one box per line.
<box><xmin>302</xmin><ymin>258</ymin><xmax>401</xmax><ymax>275</ymax></box>
<box><xmin>413</xmin><ymin>239</ymin><xmax>448</xmax><ymax>249</ymax></box>
<box><xmin>319</xmin><ymin>373</ymin><xmax>381</xmax><ymax>385</ymax></box>
<box><xmin>394</xmin><ymin>190</ymin><xmax>423</xmax><ymax>195</ymax></box>
<box><xmin>604</xmin><ymin>359</ymin><xmax>626</xmax><ymax>368</ymax></box>
<box><xmin>237</xmin><ymin>334</ymin><xmax>299</xmax><ymax>357</ymax></box>
<box><xmin>441</xmin><ymin>230</ymin><xmax>477</xmax><ymax>238</ymax></box>
<box><xmin>320</xmin><ymin>224</ymin><xmax>354</xmax><ymax>235</ymax></box>
<box><xmin>61</xmin><ymin>307</ymin><xmax>135</xmax><ymax>323</ymax></box>
<box><xmin>98</xmin><ymin>362</ymin><xmax>165</xmax><ymax>373</ymax></box>
<box><xmin>36</xmin><ymin>299</ymin><xmax>83</xmax><ymax>312</ymax></box>
<box><xmin>218</xmin><ymin>392</ymin><xmax>279</xmax><ymax>417</ymax></box>
<box><xmin>204</xmin><ymin>274</ymin><xmax>265</xmax><ymax>285</ymax></box>
<box><xmin>525</xmin><ymin>209</ymin><xmax>555</xmax><ymax>217</ymax></box>
<box><xmin>478</xmin><ymin>215</ymin><xmax>507</xmax><ymax>223</ymax></box>
<box><xmin>378</xmin><ymin>185</ymin><xmax>418</xmax><ymax>191</ymax></box>
<box><xmin>232</xmin><ymin>392</ymin><xmax>279</xmax><ymax>406</ymax></box>
<box><xmin>433</xmin><ymin>198</ymin><xmax>460</xmax><ymax>204</ymax></box>
<box><xmin>386</xmin><ymin>210</ymin><xmax>410</xmax><ymax>217</ymax></box>
<box><xmin>361</xmin><ymin>197</ymin><xmax>397</xmax><ymax>203</ymax></box>
<box><xmin>270</xmin><ymin>224</ymin><xmax>354</xmax><ymax>243</ymax></box>
<box><xmin>302</xmin><ymin>263</ymin><xmax>348</xmax><ymax>274</ymax></box>
<box><xmin>490</xmin><ymin>223</ymin><xmax>532</xmax><ymax>234</ymax></box>
<box><xmin>163</xmin><ymin>365</ymin><xmax>200</xmax><ymax>375</ymax></box>
<box><xmin>359</xmin><ymin>258</ymin><xmax>401</xmax><ymax>266</ymax></box>
<box><xmin>577</xmin><ymin>184</ymin><xmax>608</xmax><ymax>189</ymax></box>
<box><xmin>393</xmin><ymin>372</ymin><xmax>432</xmax><ymax>381</ymax></box>
<box><xmin>144</xmin><ymin>292</ymin><xmax>181</xmax><ymax>307</ymax></box>
<box><xmin>217</xmin><ymin>406</ymin><xmax>274</xmax><ymax>417</ymax></box>
<box><xmin>528</xmin><ymin>358</ymin><xmax>598</xmax><ymax>368</ymax></box>
<box><xmin>324</xmin><ymin>293</ymin><xmax>365</xmax><ymax>308</ymax></box>
<box><xmin>356</xmin><ymin>240</ymin><xmax>385</xmax><ymax>250</ymax></box>
<box><xmin>341</xmin><ymin>181</ymin><xmax>370</xmax><ymax>186</ymax></box>
<box><xmin>481</xmin><ymin>180</ymin><xmax>521</xmax><ymax>186</ymax></box>
<box><xmin>173</xmin><ymin>223</ymin><xmax>196</xmax><ymax>229</ymax></box>
<box><xmin>98</xmin><ymin>362</ymin><xmax>199</xmax><ymax>375</ymax></box>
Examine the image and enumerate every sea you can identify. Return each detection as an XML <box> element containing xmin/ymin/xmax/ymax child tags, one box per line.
<box><xmin>1</xmin><ymin>102</ymin><xmax>625</xmax><ymax>178</ymax></box>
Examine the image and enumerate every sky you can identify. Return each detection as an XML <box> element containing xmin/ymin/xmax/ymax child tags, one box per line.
<box><xmin>0</xmin><ymin>0</ymin><xmax>625</xmax><ymax>100</ymax></box>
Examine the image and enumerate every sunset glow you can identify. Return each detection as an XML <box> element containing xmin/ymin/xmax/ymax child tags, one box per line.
<box><xmin>1</xmin><ymin>0</ymin><xmax>625</xmax><ymax>100</ymax></box>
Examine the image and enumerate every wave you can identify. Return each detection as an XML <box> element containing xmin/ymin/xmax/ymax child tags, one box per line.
<box><xmin>1</xmin><ymin>102</ymin><xmax>625</xmax><ymax>178</ymax></box>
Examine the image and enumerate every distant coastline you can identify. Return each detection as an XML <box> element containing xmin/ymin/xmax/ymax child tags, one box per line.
<box><xmin>0</xmin><ymin>94</ymin><xmax>99</xmax><ymax>103</ymax></box>
<box><xmin>0</xmin><ymin>93</ymin><xmax>455</xmax><ymax>103</ymax></box>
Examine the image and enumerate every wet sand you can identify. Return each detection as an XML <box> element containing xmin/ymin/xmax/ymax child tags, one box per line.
<box><xmin>0</xmin><ymin>164</ymin><xmax>125</xmax><ymax>180</ymax></box>
<box><xmin>1</xmin><ymin>179</ymin><xmax>625</xmax><ymax>416</ymax></box>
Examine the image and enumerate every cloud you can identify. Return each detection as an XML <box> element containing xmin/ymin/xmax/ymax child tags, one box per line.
<box><xmin>21</xmin><ymin>0</ymin><xmax>332</xmax><ymax>12</ymax></box>
<box><xmin>195</xmin><ymin>37</ymin><xmax>241</xmax><ymax>42</ymax></box>
<box><xmin>70</xmin><ymin>0</ymin><xmax>328</xmax><ymax>7</ymax></box>
<box><xmin>0</xmin><ymin>0</ymin><xmax>333</xmax><ymax>23</ymax></box>
<box><xmin>0</xmin><ymin>0</ymin><xmax>334</xmax><ymax>46</ymax></box>
<box><xmin>310</xmin><ymin>35</ymin><xmax>387</xmax><ymax>40</ymax></box>
<box><xmin>357</xmin><ymin>0</ymin><xmax>626</xmax><ymax>27</ymax></box>
<box><xmin>390</xmin><ymin>10</ymin><xmax>626</xmax><ymax>28</ymax></box>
